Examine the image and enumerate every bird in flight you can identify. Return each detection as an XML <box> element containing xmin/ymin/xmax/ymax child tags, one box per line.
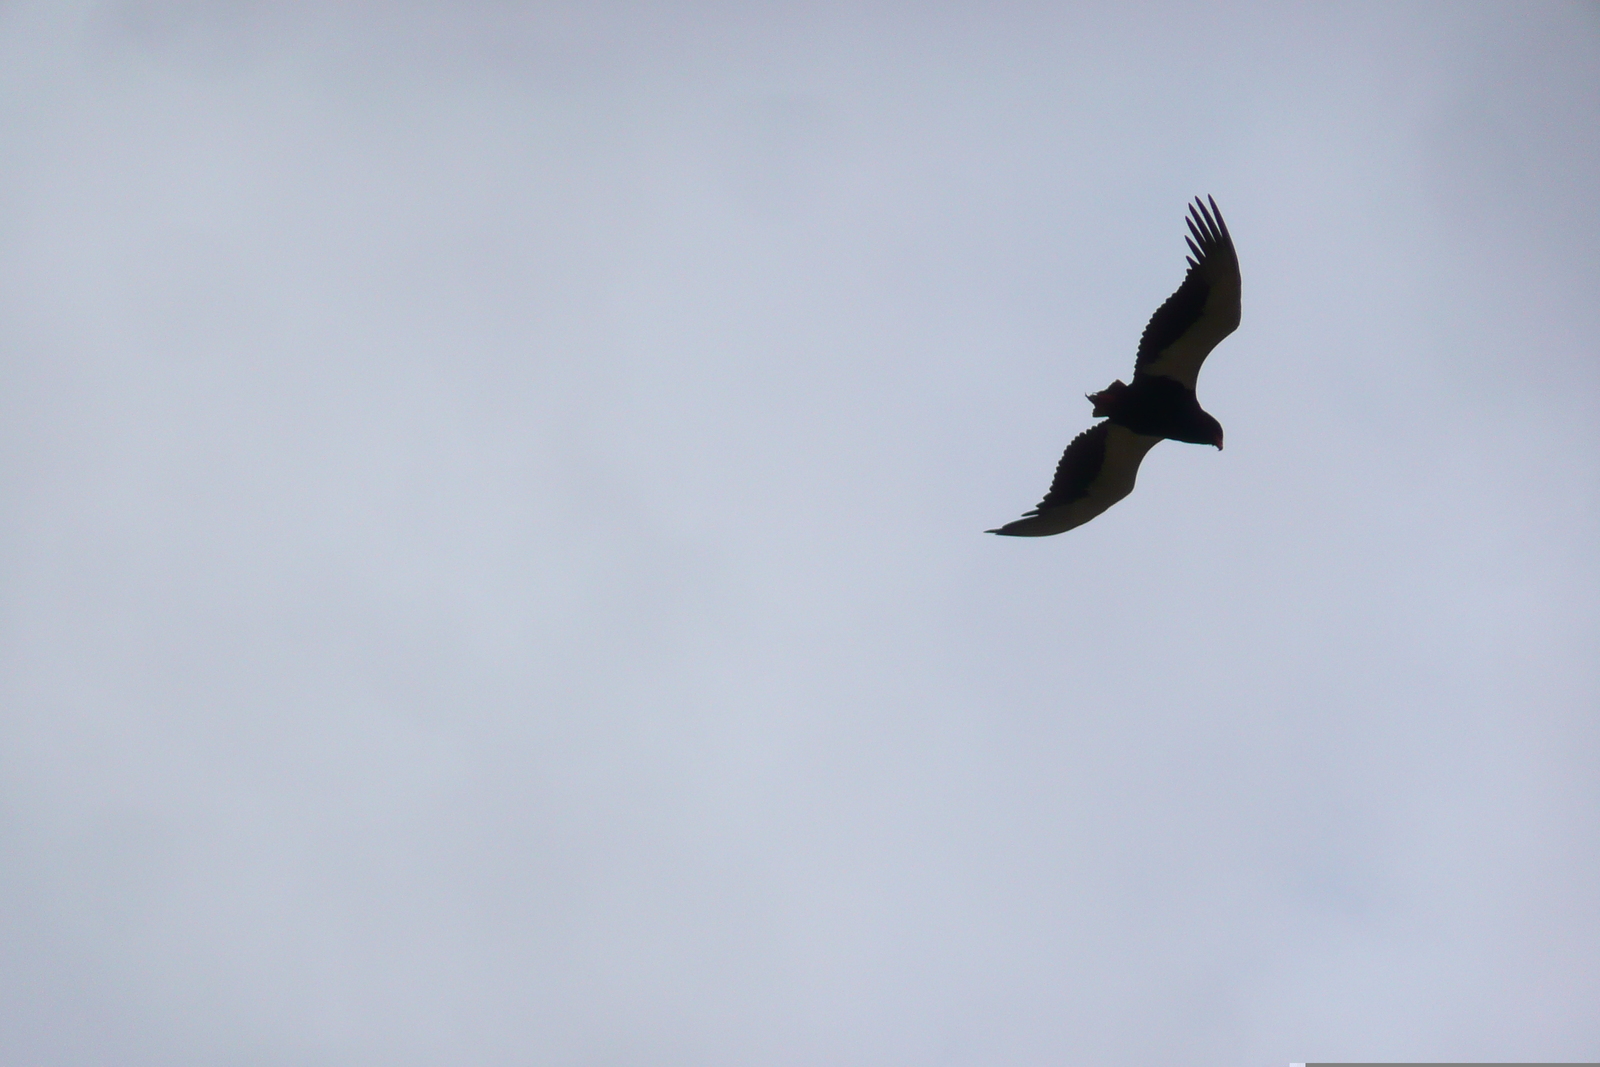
<box><xmin>988</xmin><ymin>196</ymin><xmax>1240</xmax><ymax>537</ymax></box>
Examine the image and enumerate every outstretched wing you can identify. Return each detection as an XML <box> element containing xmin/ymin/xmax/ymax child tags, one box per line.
<box><xmin>988</xmin><ymin>421</ymin><xmax>1162</xmax><ymax>537</ymax></box>
<box><xmin>1133</xmin><ymin>196</ymin><xmax>1240</xmax><ymax>390</ymax></box>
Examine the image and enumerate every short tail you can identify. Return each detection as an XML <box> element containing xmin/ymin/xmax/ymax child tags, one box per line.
<box><xmin>1086</xmin><ymin>379</ymin><xmax>1128</xmax><ymax>417</ymax></box>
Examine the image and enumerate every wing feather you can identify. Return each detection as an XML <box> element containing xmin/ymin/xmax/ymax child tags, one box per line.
<box><xmin>1133</xmin><ymin>196</ymin><xmax>1240</xmax><ymax>390</ymax></box>
<box><xmin>988</xmin><ymin>422</ymin><xmax>1161</xmax><ymax>536</ymax></box>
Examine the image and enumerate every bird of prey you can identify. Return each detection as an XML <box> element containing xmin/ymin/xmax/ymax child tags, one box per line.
<box><xmin>988</xmin><ymin>196</ymin><xmax>1240</xmax><ymax>537</ymax></box>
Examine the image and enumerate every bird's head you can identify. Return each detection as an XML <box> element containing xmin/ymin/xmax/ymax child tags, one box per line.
<box><xmin>1184</xmin><ymin>409</ymin><xmax>1228</xmax><ymax>451</ymax></box>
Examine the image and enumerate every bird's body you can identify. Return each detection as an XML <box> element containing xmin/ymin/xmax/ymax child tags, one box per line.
<box><xmin>1085</xmin><ymin>374</ymin><xmax>1221</xmax><ymax>445</ymax></box>
<box><xmin>989</xmin><ymin>197</ymin><xmax>1239</xmax><ymax>537</ymax></box>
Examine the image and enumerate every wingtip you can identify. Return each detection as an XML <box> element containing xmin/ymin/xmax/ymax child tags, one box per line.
<box><xmin>1183</xmin><ymin>195</ymin><xmax>1231</xmax><ymax>256</ymax></box>
<box><xmin>1198</xmin><ymin>194</ymin><xmax>1229</xmax><ymax>240</ymax></box>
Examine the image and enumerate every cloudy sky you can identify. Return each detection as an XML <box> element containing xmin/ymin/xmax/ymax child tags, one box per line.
<box><xmin>2</xmin><ymin>2</ymin><xmax>1598</xmax><ymax>1064</ymax></box>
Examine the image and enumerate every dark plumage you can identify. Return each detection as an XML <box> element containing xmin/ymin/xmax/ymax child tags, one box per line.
<box><xmin>989</xmin><ymin>197</ymin><xmax>1240</xmax><ymax>537</ymax></box>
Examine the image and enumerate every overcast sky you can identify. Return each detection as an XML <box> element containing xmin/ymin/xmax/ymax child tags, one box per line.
<box><xmin>2</xmin><ymin>2</ymin><xmax>1598</xmax><ymax>1064</ymax></box>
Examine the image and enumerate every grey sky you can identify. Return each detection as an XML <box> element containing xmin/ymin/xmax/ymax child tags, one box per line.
<box><xmin>2</xmin><ymin>2</ymin><xmax>1597</xmax><ymax>1064</ymax></box>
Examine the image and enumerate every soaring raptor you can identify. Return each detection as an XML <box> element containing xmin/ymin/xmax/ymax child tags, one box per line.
<box><xmin>989</xmin><ymin>197</ymin><xmax>1240</xmax><ymax>537</ymax></box>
